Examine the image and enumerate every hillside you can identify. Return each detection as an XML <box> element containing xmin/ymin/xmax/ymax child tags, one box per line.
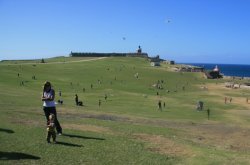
<box><xmin>1</xmin><ymin>57</ymin><xmax>250</xmax><ymax>164</ymax></box>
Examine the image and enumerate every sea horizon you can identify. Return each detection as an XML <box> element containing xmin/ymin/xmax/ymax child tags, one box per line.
<box><xmin>180</xmin><ymin>62</ymin><xmax>250</xmax><ymax>78</ymax></box>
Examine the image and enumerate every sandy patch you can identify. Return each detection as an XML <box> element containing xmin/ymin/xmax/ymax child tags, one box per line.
<box><xmin>181</xmin><ymin>122</ymin><xmax>250</xmax><ymax>152</ymax></box>
<box><xmin>133</xmin><ymin>133</ymin><xmax>192</xmax><ymax>157</ymax></box>
<box><xmin>198</xmin><ymin>83</ymin><xmax>250</xmax><ymax>109</ymax></box>
<box><xmin>230</xmin><ymin>109</ymin><xmax>250</xmax><ymax>116</ymax></box>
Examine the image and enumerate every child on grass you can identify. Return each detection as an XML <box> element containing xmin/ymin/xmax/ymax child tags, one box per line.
<box><xmin>47</xmin><ymin>114</ymin><xmax>56</xmax><ymax>143</ymax></box>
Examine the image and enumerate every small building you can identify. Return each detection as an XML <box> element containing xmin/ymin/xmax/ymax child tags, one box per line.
<box><xmin>151</xmin><ymin>62</ymin><xmax>160</xmax><ymax>66</ymax></box>
<box><xmin>169</xmin><ymin>60</ymin><xmax>175</xmax><ymax>65</ymax></box>
<box><xmin>149</xmin><ymin>55</ymin><xmax>162</xmax><ymax>67</ymax></box>
<box><xmin>164</xmin><ymin>60</ymin><xmax>175</xmax><ymax>65</ymax></box>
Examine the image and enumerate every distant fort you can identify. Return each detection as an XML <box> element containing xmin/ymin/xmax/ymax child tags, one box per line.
<box><xmin>70</xmin><ymin>46</ymin><xmax>172</xmax><ymax>67</ymax></box>
<box><xmin>70</xmin><ymin>46</ymin><xmax>148</xmax><ymax>58</ymax></box>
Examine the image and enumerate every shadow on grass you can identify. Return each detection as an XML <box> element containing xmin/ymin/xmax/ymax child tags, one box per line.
<box><xmin>56</xmin><ymin>141</ymin><xmax>83</xmax><ymax>147</ymax></box>
<box><xmin>0</xmin><ymin>128</ymin><xmax>14</xmax><ymax>134</ymax></box>
<box><xmin>0</xmin><ymin>151</ymin><xmax>40</xmax><ymax>160</ymax></box>
<box><xmin>63</xmin><ymin>133</ymin><xmax>105</xmax><ymax>140</ymax></box>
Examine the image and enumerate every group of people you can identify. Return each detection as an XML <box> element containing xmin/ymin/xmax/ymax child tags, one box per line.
<box><xmin>224</xmin><ymin>97</ymin><xmax>233</xmax><ymax>104</ymax></box>
<box><xmin>157</xmin><ymin>100</ymin><xmax>166</xmax><ymax>111</ymax></box>
<box><xmin>43</xmin><ymin>79</ymin><xmax>235</xmax><ymax>143</ymax></box>
<box><xmin>41</xmin><ymin>81</ymin><xmax>109</xmax><ymax>143</ymax></box>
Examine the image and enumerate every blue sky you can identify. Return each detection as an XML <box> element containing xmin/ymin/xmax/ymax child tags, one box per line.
<box><xmin>0</xmin><ymin>0</ymin><xmax>250</xmax><ymax>64</ymax></box>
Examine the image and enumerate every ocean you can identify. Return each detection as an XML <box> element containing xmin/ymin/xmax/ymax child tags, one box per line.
<box><xmin>183</xmin><ymin>63</ymin><xmax>250</xmax><ymax>78</ymax></box>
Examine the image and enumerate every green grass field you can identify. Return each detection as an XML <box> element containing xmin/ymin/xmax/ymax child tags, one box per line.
<box><xmin>1</xmin><ymin>56</ymin><xmax>250</xmax><ymax>164</ymax></box>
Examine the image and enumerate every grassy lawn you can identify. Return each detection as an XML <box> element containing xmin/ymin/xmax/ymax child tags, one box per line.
<box><xmin>1</xmin><ymin>57</ymin><xmax>250</xmax><ymax>164</ymax></box>
<box><xmin>0</xmin><ymin>56</ymin><xmax>102</xmax><ymax>64</ymax></box>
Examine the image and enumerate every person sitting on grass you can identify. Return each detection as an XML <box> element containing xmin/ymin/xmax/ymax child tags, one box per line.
<box><xmin>47</xmin><ymin>114</ymin><xmax>56</xmax><ymax>143</ymax></box>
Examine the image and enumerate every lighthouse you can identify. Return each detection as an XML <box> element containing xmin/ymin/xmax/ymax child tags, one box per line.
<box><xmin>213</xmin><ymin>65</ymin><xmax>220</xmax><ymax>72</ymax></box>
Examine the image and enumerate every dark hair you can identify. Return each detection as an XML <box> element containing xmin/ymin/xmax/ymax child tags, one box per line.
<box><xmin>43</xmin><ymin>81</ymin><xmax>52</xmax><ymax>93</ymax></box>
<box><xmin>44</xmin><ymin>81</ymin><xmax>51</xmax><ymax>87</ymax></box>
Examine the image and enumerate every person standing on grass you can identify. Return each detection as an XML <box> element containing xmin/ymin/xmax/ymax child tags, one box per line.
<box><xmin>42</xmin><ymin>81</ymin><xmax>62</xmax><ymax>135</ymax></box>
<box><xmin>207</xmin><ymin>108</ymin><xmax>210</xmax><ymax>120</ymax></box>
<box><xmin>75</xmin><ymin>94</ymin><xmax>79</xmax><ymax>105</ymax></box>
<box><xmin>99</xmin><ymin>99</ymin><xmax>101</xmax><ymax>107</ymax></box>
<box><xmin>104</xmin><ymin>94</ymin><xmax>108</xmax><ymax>101</ymax></box>
<box><xmin>158</xmin><ymin>100</ymin><xmax>162</xmax><ymax>111</ymax></box>
<box><xmin>224</xmin><ymin>97</ymin><xmax>227</xmax><ymax>104</ymax></box>
<box><xmin>59</xmin><ymin>90</ymin><xmax>62</xmax><ymax>97</ymax></box>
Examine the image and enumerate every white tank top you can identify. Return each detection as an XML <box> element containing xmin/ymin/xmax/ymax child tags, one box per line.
<box><xmin>43</xmin><ymin>89</ymin><xmax>56</xmax><ymax>107</ymax></box>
